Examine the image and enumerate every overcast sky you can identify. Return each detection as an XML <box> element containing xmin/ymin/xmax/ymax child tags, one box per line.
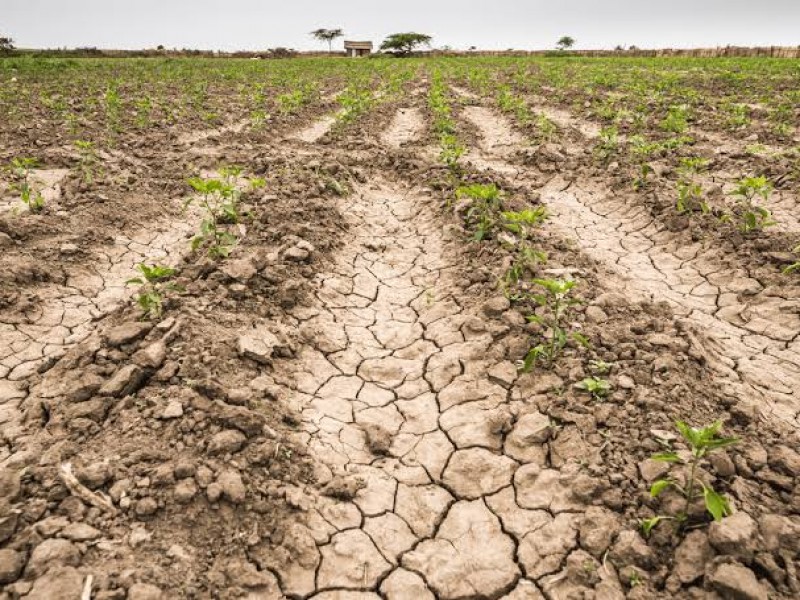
<box><xmin>2</xmin><ymin>0</ymin><xmax>798</xmax><ymax>51</ymax></box>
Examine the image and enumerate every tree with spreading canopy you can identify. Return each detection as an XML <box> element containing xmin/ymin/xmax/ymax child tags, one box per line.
<box><xmin>380</xmin><ymin>33</ymin><xmax>432</xmax><ymax>56</ymax></box>
<box><xmin>0</xmin><ymin>36</ymin><xmax>14</xmax><ymax>54</ymax></box>
<box><xmin>310</xmin><ymin>28</ymin><xmax>344</xmax><ymax>53</ymax></box>
<box><xmin>556</xmin><ymin>36</ymin><xmax>576</xmax><ymax>51</ymax></box>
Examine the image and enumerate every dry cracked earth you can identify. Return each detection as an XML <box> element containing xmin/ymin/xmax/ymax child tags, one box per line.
<box><xmin>1</xmin><ymin>80</ymin><xmax>799</xmax><ymax>600</ymax></box>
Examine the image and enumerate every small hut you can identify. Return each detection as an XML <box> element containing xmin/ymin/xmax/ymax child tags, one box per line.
<box><xmin>344</xmin><ymin>41</ymin><xmax>373</xmax><ymax>58</ymax></box>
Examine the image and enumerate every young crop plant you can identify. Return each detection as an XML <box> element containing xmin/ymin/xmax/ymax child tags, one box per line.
<box><xmin>185</xmin><ymin>176</ymin><xmax>240</xmax><ymax>258</ymax></box>
<box><xmin>575</xmin><ymin>376</ymin><xmax>611</xmax><ymax>399</ymax></box>
<box><xmin>456</xmin><ymin>183</ymin><xmax>503</xmax><ymax>242</ymax></box>
<box><xmin>661</xmin><ymin>105</ymin><xmax>690</xmax><ymax>134</ymax></box>
<box><xmin>497</xmin><ymin>86</ymin><xmax>531</xmax><ymax>126</ymax></box>
<box><xmin>723</xmin><ymin>102</ymin><xmax>750</xmax><ymax>131</ymax></box>
<box><xmin>728</xmin><ymin>176</ymin><xmax>775</xmax><ymax>233</ymax></box>
<box><xmin>594</xmin><ymin>126</ymin><xmax>620</xmax><ymax>162</ymax></box>
<box><xmin>642</xmin><ymin>421</ymin><xmax>739</xmax><ymax>536</ymax></box>
<box><xmin>74</xmin><ymin>140</ymin><xmax>99</xmax><ymax>184</ymax></box>
<box><xmin>9</xmin><ymin>157</ymin><xmax>45</xmax><ymax>213</ymax></box>
<box><xmin>783</xmin><ymin>245</ymin><xmax>800</xmax><ymax>275</ymax></box>
<box><xmin>520</xmin><ymin>278</ymin><xmax>588</xmax><ymax>371</ymax></box>
<box><xmin>126</xmin><ymin>263</ymin><xmax>182</xmax><ymax>319</ymax></box>
<box><xmin>498</xmin><ymin>207</ymin><xmax>549</xmax><ymax>298</ymax></box>
<box><xmin>533</xmin><ymin>114</ymin><xmax>558</xmax><ymax>144</ymax></box>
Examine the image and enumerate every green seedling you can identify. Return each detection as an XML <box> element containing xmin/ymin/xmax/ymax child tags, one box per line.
<box><xmin>520</xmin><ymin>278</ymin><xmax>588</xmax><ymax>371</ymax></box>
<box><xmin>661</xmin><ymin>105</ymin><xmax>689</xmax><ymax>133</ymax></box>
<box><xmin>642</xmin><ymin>420</ymin><xmax>739</xmax><ymax>536</ymax></box>
<box><xmin>575</xmin><ymin>376</ymin><xmax>611</xmax><ymax>399</ymax></box>
<box><xmin>126</xmin><ymin>263</ymin><xmax>181</xmax><ymax>319</ymax></box>
<box><xmin>728</xmin><ymin>176</ymin><xmax>774</xmax><ymax>233</ymax></box>
<box><xmin>589</xmin><ymin>359</ymin><xmax>613</xmax><ymax>375</ymax></box>
<box><xmin>594</xmin><ymin>126</ymin><xmax>619</xmax><ymax>162</ymax></box>
<box><xmin>501</xmin><ymin>207</ymin><xmax>549</xmax><ymax>237</ymax></box>
<box><xmin>676</xmin><ymin>180</ymin><xmax>708</xmax><ymax>215</ymax></box>
<box><xmin>783</xmin><ymin>245</ymin><xmax>800</xmax><ymax>274</ymax></box>
<box><xmin>185</xmin><ymin>176</ymin><xmax>239</xmax><ymax>258</ymax></box>
<box><xmin>9</xmin><ymin>157</ymin><xmax>44</xmax><ymax>212</ymax></box>
<box><xmin>632</xmin><ymin>163</ymin><xmax>654</xmax><ymax>191</ymax></box>
<box><xmin>456</xmin><ymin>183</ymin><xmax>502</xmax><ymax>242</ymax></box>
<box><xmin>533</xmin><ymin>114</ymin><xmax>558</xmax><ymax>144</ymax></box>
<box><xmin>73</xmin><ymin>140</ymin><xmax>99</xmax><ymax>184</ymax></box>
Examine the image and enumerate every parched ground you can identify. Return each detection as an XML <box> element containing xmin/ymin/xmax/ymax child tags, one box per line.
<box><xmin>1</xmin><ymin>58</ymin><xmax>799</xmax><ymax>600</ymax></box>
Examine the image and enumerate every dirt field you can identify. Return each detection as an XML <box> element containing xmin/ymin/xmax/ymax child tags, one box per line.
<box><xmin>1</xmin><ymin>55</ymin><xmax>799</xmax><ymax>599</ymax></box>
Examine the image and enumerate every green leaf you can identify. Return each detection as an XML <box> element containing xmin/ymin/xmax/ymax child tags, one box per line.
<box><xmin>702</xmin><ymin>485</ymin><xmax>732</xmax><ymax>522</ymax></box>
<box><xmin>640</xmin><ymin>516</ymin><xmax>664</xmax><ymax>537</ymax></box>
<box><xmin>650</xmin><ymin>479</ymin><xmax>672</xmax><ymax>498</ymax></box>
<box><xmin>125</xmin><ymin>277</ymin><xmax>144</xmax><ymax>286</ymax></box>
<box><xmin>651</xmin><ymin>452</ymin><xmax>681</xmax><ymax>463</ymax></box>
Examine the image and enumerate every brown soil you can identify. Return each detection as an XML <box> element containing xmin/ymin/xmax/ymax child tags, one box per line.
<box><xmin>1</xmin><ymin>74</ymin><xmax>799</xmax><ymax>600</ymax></box>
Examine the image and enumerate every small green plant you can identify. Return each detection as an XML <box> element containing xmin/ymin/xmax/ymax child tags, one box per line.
<box><xmin>533</xmin><ymin>114</ymin><xmax>558</xmax><ymax>144</ymax></box>
<box><xmin>456</xmin><ymin>183</ymin><xmax>503</xmax><ymax>241</ymax></box>
<box><xmin>589</xmin><ymin>359</ymin><xmax>613</xmax><ymax>375</ymax></box>
<box><xmin>73</xmin><ymin>140</ymin><xmax>99</xmax><ymax>184</ymax></box>
<box><xmin>661</xmin><ymin>105</ymin><xmax>689</xmax><ymax>133</ymax></box>
<box><xmin>642</xmin><ymin>421</ymin><xmax>739</xmax><ymax>536</ymax></box>
<box><xmin>632</xmin><ymin>163</ymin><xmax>654</xmax><ymax>191</ymax></box>
<box><xmin>575</xmin><ymin>376</ymin><xmax>611</xmax><ymax>399</ymax></box>
<box><xmin>783</xmin><ymin>245</ymin><xmax>800</xmax><ymax>274</ymax></box>
<box><xmin>728</xmin><ymin>176</ymin><xmax>774</xmax><ymax>233</ymax></box>
<box><xmin>520</xmin><ymin>278</ymin><xmax>588</xmax><ymax>371</ymax></box>
<box><xmin>185</xmin><ymin>177</ymin><xmax>240</xmax><ymax>258</ymax></box>
<box><xmin>126</xmin><ymin>263</ymin><xmax>181</xmax><ymax>319</ymax></box>
<box><xmin>594</xmin><ymin>126</ymin><xmax>619</xmax><ymax>161</ymax></box>
<box><xmin>9</xmin><ymin>157</ymin><xmax>44</xmax><ymax>212</ymax></box>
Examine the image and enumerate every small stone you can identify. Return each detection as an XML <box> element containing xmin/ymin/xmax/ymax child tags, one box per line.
<box><xmin>60</xmin><ymin>522</ymin><xmax>102</xmax><ymax>541</ymax></box>
<box><xmin>283</xmin><ymin>246</ymin><xmax>311</xmax><ymax>262</ymax></box>
<box><xmin>132</xmin><ymin>341</ymin><xmax>167</xmax><ymax>370</ymax></box>
<box><xmin>173</xmin><ymin>479</ymin><xmax>198</xmax><ymax>503</ymax></box>
<box><xmin>617</xmin><ymin>374</ymin><xmax>635</xmax><ymax>390</ymax></box>
<box><xmin>25</xmin><ymin>539</ymin><xmax>80</xmax><ymax>577</ymax></box>
<box><xmin>237</xmin><ymin>327</ymin><xmax>280</xmax><ymax>365</ymax></box>
<box><xmin>128</xmin><ymin>582</ymin><xmax>164</xmax><ymax>600</ymax></box>
<box><xmin>638</xmin><ymin>459</ymin><xmax>670</xmax><ymax>482</ymax></box>
<box><xmin>75</xmin><ymin>462</ymin><xmax>112</xmax><ymax>489</ymax></box>
<box><xmin>709</xmin><ymin>451</ymin><xmax>736</xmax><ymax>478</ymax></box>
<box><xmin>482</xmin><ymin>296</ymin><xmax>511</xmax><ymax>318</ymax></box>
<box><xmin>709</xmin><ymin>511</ymin><xmax>758</xmax><ymax>559</ymax></box>
<box><xmin>129</xmin><ymin>528</ymin><xmax>152</xmax><ymax>548</ymax></box>
<box><xmin>26</xmin><ymin>566</ymin><xmax>84</xmax><ymax>600</ymax></box>
<box><xmin>672</xmin><ymin>530</ymin><xmax>711</xmax><ymax>584</ymax></box>
<box><xmin>206</xmin><ymin>482</ymin><xmax>222</xmax><ymax>502</ymax></box>
<box><xmin>221</xmin><ymin>258</ymin><xmax>257</xmax><ymax>282</ymax></box>
<box><xmin>59</xmin><ymin>242</ymin><xmax>79</xmax><ymax>255</ymax></box>
<box><xmin>105</xmin><ymin>322</ymin><xmax>152</xmax><ymax>347</ymax></box>
<box><xmin>769</xmin><ymin>445</ymin><xmax>800</xmax><ymax>476</ymax></box>
<box><xmin>207</xmin><ymin>429</ymin><xmax>247</xmax><ymax>455</ymax></box>
<box><xmin>0</xmin><ymin>548</ymin><xmax>25</xmax><ymax>584</ymax></box>
<box><xmin>609</xmin><ymin>530</ymin><xmax>655</xmax><ymax>569</ymax></box>
<box><xmin>161</xmin><ymin>399</ymin><xmax>183</xmax><ymax>419</ymax></box>
<box><xmin>217</xmin><ymin>469</ymin><xmax>246</xmax><ymax>504</ymax></box>
<box><xmin>707</xmin><ymin>562</ymin><xmax>767</xmax><ymax>600</ymax></box>
<box><xmin>135</xmin><ymin>497</ymin><xmax>158</xmax><ymax>517</ymax></box>
<box><xmin>579</xmin><ymin>507</ymin><xmax>621</xmax><ymax>557</ymax></box>
<box><xmin>585</xmin><ymin>305</ymin><xmax>608</xmax><ymax>323</ymax></box>
<box><xmin>99</xmin><ymin>364</ymin><xmax>147</xmax><ymax>397</ymax></box>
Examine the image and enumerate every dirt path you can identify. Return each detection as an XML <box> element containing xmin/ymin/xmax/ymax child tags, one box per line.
<box><xmin>381</xmin><ymin>108</ymin><xmax>424</xmax><ymax>149</ymax></box>
<box><xmin>460</xmin><ymin>105</ymin><xmax>800</xmax><ymax>430</ymax></box>
<box><xmin>262</xmin><ymin>172</ymin><xmax>600</xmax><ymax>598</ymax></box>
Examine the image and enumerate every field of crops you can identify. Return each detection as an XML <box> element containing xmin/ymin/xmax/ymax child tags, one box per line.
<box><xmin>1</xmin><ymin>54</ymin><xmax>799</xmax><ymax>599</ymax></box>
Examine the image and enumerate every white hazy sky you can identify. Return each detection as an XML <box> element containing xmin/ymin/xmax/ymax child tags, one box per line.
<box><xmin>2</xmin><ymin>0</ymin><xmax>799</xmax><ymax>51</ymax></box>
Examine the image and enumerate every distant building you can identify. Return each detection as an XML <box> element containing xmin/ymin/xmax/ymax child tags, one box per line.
<box><xmin>344</xmin><ymin>41</ymin><xmax>373</xmax><ymax>57</ymax></box>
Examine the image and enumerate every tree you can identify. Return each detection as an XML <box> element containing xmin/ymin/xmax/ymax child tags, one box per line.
<box><xmin>0</xmin><ymin>36</ymin><xmax>14</xmax><ymax>55</ymax></box>
<box><xmin>556</xmin><ymin>36</ymin><xmax>575</xmax><ymax>51</ymax></box>
<box><xmin>310</xmin><ymin>28</ymin><xmax>344</xmax><ymax>53</ymax></box>
<box><xmin>380</xmin><ymin>33</ymin><xmax>432</xmax><ymax>56</ymax></box>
